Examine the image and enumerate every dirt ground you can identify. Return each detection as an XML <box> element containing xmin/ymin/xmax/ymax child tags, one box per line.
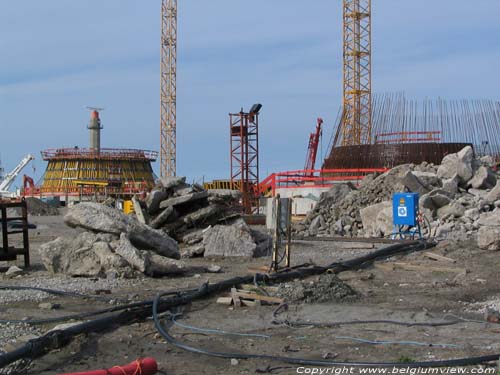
<box><xmin>1</xmin><ymin>213</ymin><xmax>500</xmax><ymax>374</ymax></box>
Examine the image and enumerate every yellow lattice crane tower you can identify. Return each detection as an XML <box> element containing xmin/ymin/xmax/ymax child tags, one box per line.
<box><xmin>160</xmin><ymin>0</ymin><xmax>178</xmax><ymax>177</ymax></box>
<box><xmin>342</xmin><ymin>0</ymin><xmax>372</xmax><ymax>146</ymax></box>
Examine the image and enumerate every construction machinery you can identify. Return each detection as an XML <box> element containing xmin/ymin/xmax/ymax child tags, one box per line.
<box><xmin>303</xmin><ymin>118</ymin><xmax>323</xmax><ymax>177</ymax></box>
<box><xmin>0</xmin><ymin>154</ymin><xmax>35</xmax><ymax>198</ymax></box>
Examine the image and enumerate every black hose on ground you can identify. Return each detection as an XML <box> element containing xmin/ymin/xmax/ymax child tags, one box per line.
<box><xmin>153</xmin><ymin>299</ymin><xmax>500</xmax><ymax>368</ymax></box>
<box><xmin>0</xmin><ymin>240</ymin><xmax>436</xmax><ymax>369</ymax></box>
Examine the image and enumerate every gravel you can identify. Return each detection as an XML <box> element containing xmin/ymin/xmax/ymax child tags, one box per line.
<box><xmin>276</xmin><ymin>273</ymin><xmax>359</xmax><ymax>303</ymax></box>
<box><xmin>0</xmin><ymin>275</ymin><xmax>144</xmax><ymax>304</ymax></box>
<box><xmin>466</xmin><ymin>296</ymin><xmax>500</xmax><ymax>314</ymax></box>
<box><xmin>0</xmin><ymin>322</ymin><xmax>43</xmax><ymax>352</ymax></box>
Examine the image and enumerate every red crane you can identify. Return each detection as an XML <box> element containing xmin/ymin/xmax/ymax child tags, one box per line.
<box><xmin>303</xmin><ymin>118</ymin><xmax>323</xmax><ymax>176</ymax></box>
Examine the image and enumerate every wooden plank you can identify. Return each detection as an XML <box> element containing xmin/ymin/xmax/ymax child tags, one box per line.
<box><xmin>240</xmin><ymin>284</ymin><xmax>279</xmax><ymax>293</ymax></box>
<box><xmin>424</xmin><ymin>252</ymin><xmax>456</xmax><ymax>263</ymax></box>
<box><xmin>231</xmin><ymin>288</ymin><xmax>241</xmax><ymax>307</ymax></box>
<box><xmin>391</xmin><ymin>262</ymin><xmax>466</xmax><ymax>274</ymax></box>
<box><xmin>216</xmin><ymin>297</ymin><xmax>233</xmax><ymax>306</ymax></box>
<box><xmin>241</xmin><ymin>299</ymin><xmax>260</xmax><ymax>307</ymax></box>
<box><xmin>247</xmin><ymin>266</ymin><xmax>271</xmax><ymax>275</ymax></box>
<box><xmin>233</xmin><ymin>291</ymin><xmax>283</xmax><ymax>304</ymax></box>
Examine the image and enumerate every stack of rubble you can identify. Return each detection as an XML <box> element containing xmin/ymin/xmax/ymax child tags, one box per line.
<box><xmin>7</xmin><ymin>197</ymin><xmax>59</xmax><ymax>217</ymax></box>
<box><xmin>295</xmin><ymin>146</ymin><xmax>500</xmax><ymax>250</ymax></box>
<box><xmin>142</xmin><ymin>177</ymin><xmax>271</xmax><ymax>259</ymax></box>
<box><xmin>38</xmin><ymin>178</ymin><xmax>271</xmax><ymax>278</ymax></box>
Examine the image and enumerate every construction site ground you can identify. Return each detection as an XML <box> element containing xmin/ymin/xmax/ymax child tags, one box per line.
<box><xmin>1</xmin><ymin>212</ymin><xmax>500</xmax><ymax>374</ymax></box>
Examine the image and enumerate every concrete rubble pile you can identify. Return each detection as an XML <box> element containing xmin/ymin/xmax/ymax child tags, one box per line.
<box><xmin>295</xmin><ymin>146</ymin><xmax>500</xmax><ymax>250</ymax></box>
<box><xmin>38</xmin><ymin>178</ymin><xmax>271</xmax><ymax>278</ymax></box>
<box><xmin>142</xmin><ymin>177</ymin><xmax>271</xmax><ymax>259</ymax></box>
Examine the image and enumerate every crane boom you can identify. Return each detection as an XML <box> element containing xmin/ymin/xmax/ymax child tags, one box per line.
<box><xmin>304</xmin><ymin>118</ymin><xmax>323</xmax><ymax>176</ymax></box>
<box><xmin>0</xmin><ymin>154</ymin><xmax>34</xmax><ymax>194</ymax></box>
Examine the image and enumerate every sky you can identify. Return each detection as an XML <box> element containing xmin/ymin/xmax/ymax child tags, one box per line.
<box><xmin>1</xmin><ymin>1</ymin><xmax>499</xmax><ymax>189</ymax></box>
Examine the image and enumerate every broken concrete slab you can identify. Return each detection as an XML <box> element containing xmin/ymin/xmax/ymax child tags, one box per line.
<box><xmin>182</xmin><ymin>229</ymin><xmax>206</xmax><ymax>245</ymax></box>
<box><xmin>203</xmin><ymin>219</ymin><xmax>268</xmax><ymax>257</ymax></box>
<box><xmin>127</xmin><ymin>224</ymin><xmax>180</xmax><ymax>259</ymax></box>
<box><xmin>92</xmin><ymin>241</ymin><xmax>130</xmax><ymax>271</ymax></box>
<box><xmin>146</xmin><ymin>190</ymin><xmax>169</xmax><ymax>215</ymax></box>
<box><xmin>38</xmin><ymin>232</ymin><xmax>105</xmax><ymax>277</ymax></box>
<box><xmin>477</xmin><ymin>226</ymin><xmax>500</xmax><ymax>251</ymax></box>
<box><xmin>180</xmin><ymin>243</ymin><xmax>205</xmax><ymax>258</ymax></box>
<box><xmin>159</xmin><ymin>191</ymin><xmax>208</xmax><ymax>210</ymax></box>
<box><xmin>182</xmin><ymin>205</ymin><xmax>222</xmax><ymax>226</ymax></box>
<box><xmin>437</xmin><ymin>202</ymin><xmax>465</xmax><ymax>220</ymax></box>
<box><xmin>149</xmin><ymin>206</ymin><xmax>176</xmax><ymax>229</ymax></box>
<box><xmin>477</xmin><ymin>210</ymin><xmax>500</xmax><ymax>227</ymax></box>
<box><xmin>207</xmin><ymin>189</ymin><xmax>243</xmax><ymax>200</ymax></box>
<box><xmin>411</xmin><ymin>171</ymin><xmax>442</xmax><ymax>189</ymax></box>
<box><xmin>159</xmin><ymin>176</ymin><xmax>187</xmax><ymax>190</ymax></box>
<box><xmin>468</xmin><ymin>166</ymin><xmax>497</xmax><ymax>189</ymax></box>
<box><xmin>309</xmin><ymin>215</ymin><xmax>326</xmax><ymax>235</ymax></box>
<box><xmin>64</xmin><ymin>202</ymin><xmax>180</xmax><ymax>259</ymax></box>
<box><xmin>318</xmin><ymin>183</ymin><xmax>355</xmax><ymax>206</ymax></box>
<box><xmin>437</xmin><ymin>146</ymin><xmax>475</xmax><ymax>184</ymax></box>
<box><xmin>486</xmin><ymin>181</ymin><xmax>500</xmax><ymax>203</ymax></box>
<box><xmin>114</xmin><ymin>233</ymin><xmax>149</xmax><ymax>273</ymax></box>
<box><xmin>64</xmin><ymin>202</ymin><xmax>130</xmax><ymax>235</ymax></box>
<box><xmin>142</xmin><ymin>251</ymin><xmax>187</xmax><ymax>275</ymax></box>
<box><xmin>441</xmin><ymin>174</ymin><xmax>460</xmax><ymax>195</ymax></box>
<box><xmin>401</xmin><ymin>171</ymin><xmax>430</xmax><ymax>195</ymax></box>
<box><xmin>360</xmin><ymin>201</ymin><xmax>392</xmax><ymax>237</ymax></box>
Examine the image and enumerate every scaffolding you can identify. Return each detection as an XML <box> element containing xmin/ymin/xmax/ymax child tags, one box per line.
<box><xmin>32</xmin><ymin>148</ymin><xmax>157</xmax><ymax>198</ymax></box>
<box><xmin>229</xmin><ymin>105</ymin><xmax>261</xmax><ymax>214</ymax></box>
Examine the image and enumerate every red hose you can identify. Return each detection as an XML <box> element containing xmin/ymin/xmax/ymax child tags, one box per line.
<box><xmin>58</xmin><ymin>357</ymin><xmax>158</xmax><ymax>375</ymax></box>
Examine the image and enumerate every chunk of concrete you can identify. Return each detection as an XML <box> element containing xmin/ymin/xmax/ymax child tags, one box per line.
<box><xmin>64</xmin><ymin>203</ymin><xmax>180</xmax><ymax>259</ymax></box>
<box><xmin>5</xmin><ymin>266</ymin><xmax>23</xmax><ymax>277</ymax></box>
<box><xmin>146</xmin><ymin>190</ymin><xmax>169</xmax><ymax>215</ymax></box>
<box><xmin>468</xmin><ymin>166</ymin><xmax>497</xmax><ymax>189</ymax></box>
<box><xmin>437</xmin><ymin>202</ymin><xmax>465</xmax><ymax>219</ymax></box>
<box><xmin>477</xmin><ymin>210</ymin><xmax>500</xmax><ymax>227</ymax></box>
<box><xmin>159</xmin><ymin>191</ymin><xmax>208</xmax><ymax>210</ymax></box>
<box><xmin>477</xmin><ymin>226</ymin><xmax>500</xmax><ymax>251</ymax></box>
<box><xmin>401</xmin><ymin>171</ymin><xmax>430</xmax><ymax>195</ymax></box>
<box><xmin>64</xmin><ymin>202</ymin><xmax>130</xmax><ymax>235</ymax></box>
<box><xmin>159</xmin><ymin>176</ymin><xmax>187</xmax><ymax>190</ymax></box>
<box><xmin>203</xmin><ymin>219</ymin><xmax>267</xmax><ymax>257</ymax></box>
<box><xmin>182</xmin><ymin>205</ymin><xmax>222</xmax><ymax>226</ymax></box>
<box><xmin>142</xmin><ymin>251</ymin><xmax>186</xmax><ymax>275</ymax></box>
<box><xmin>207</xmin><ymin>189</ymin><xmax>243</xmax><ymax>200</ymax></box>
<box><xmin>411</xmin><ymin>171</ymin><xmax>442</xmax><ymax>189</ymax></box>
<box><xmin>180</xmin><ymin>244</ymin><xmax>205</xmax><ymax>258</ymax></box>
<box><xmin>486</xmin><ymin>181</ymin><xmax>500</xmax><ymax>203</ymax></box>
<box><xmin>318</xmin><ymin>183</ymin><xmax>355</xmax><ymax>206</ymax></box>
<box><xmin>182</xmin><ymin>229</ymin><xmax>205</xmax><ymax>245</ymax></box>
<box><xmin>441</xmin><ymin>174</ymin><xmax>460</xmax><ymax>195</ymax></box>
<box><xmin>309</xmin><ymin>215</ymin><xmax>326</xmax><ymax>235</ymax></box>
<box><xmin>360</xmin><ymin>201</ymin><xmax>392</xmax><ymax>237</ymax></box>
<box><xmin>150</xmin><ymin>206</ymin><xmax>176</xmax><ymax>229</ymax></box>
<box><xmin>437</xmin><ymin>146</ymin><xmax>475</xmax><ymax>185</ymax></box>
<box><xmin>114</xmin><ymin>233</ymin><xmax>149</xmax><ymax>273</ymax></box>
<box><xmin>127</xmin><ymin>224</ymin><xmax>180</xmax><ymax>259</ymax></box>
<box><xmin>38</xmin><ymin>232</ymin><xmax>104</xmax><ymax>277</ymax></box>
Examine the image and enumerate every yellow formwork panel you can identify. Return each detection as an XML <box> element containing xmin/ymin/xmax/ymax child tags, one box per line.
<box><xmin>41</xmin><ymin>157</ymin><xmax>155</xmax><ymax>195</ymax></box>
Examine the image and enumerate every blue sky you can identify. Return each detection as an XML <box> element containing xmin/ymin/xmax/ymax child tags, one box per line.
<box><xmin>1</xmin><ymin>1</ymin><xmax>499</xmax><ymax>188</ymax></box>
